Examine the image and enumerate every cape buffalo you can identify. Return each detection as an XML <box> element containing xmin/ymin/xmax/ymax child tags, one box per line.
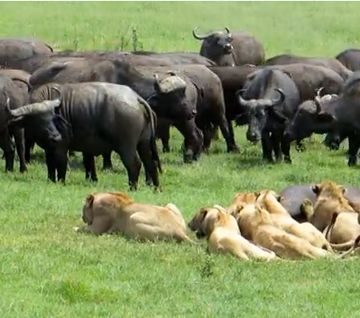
<box><xmin>0</xmin><ymin>38</ymin><xmax>53</xmax><ymax>68</ymax></box>
<box><xmin>0</xmin><ymin>74</ymin><xmax>29</xmax><ymax>172</ymax></box>
<box><xmin>251</xmin><ymin>64</ymin><xmax>344</xmax><ymax>102</ymax></box>
<box><xmin>113</xmin><ymin>61</ymin><xmax>203</xmax><ymax>163</ymax></box>
<box><xmin>209</xmin><ymin>65</ymin><xmax>259</xmax><ymax>141</ymax></box>
<box><xmin>238</xmin><ymin>69</ymin><xmax>300</xmax><ymax>163</ymax></box>
<box><xmin>192</xmin><ymin>27</ymin><xmax>265</xmax><ymax>66</ymax></box>
<box><xmin>336</xmin><ymin>48</ymin><xmax>360</xmax><ymax>71</ymax></box>
<box><xmin>28</xmin><ymin>58</ymin><xmax>203</xmax><ymax>163</ymax></box>
<box><xmin>284</xmin><ymin>72</ymin><xmax>360</xmax><ymax>166</ymax></box>
<box><xmin>8</xmin><ymin>82</ymin><xmax>161</xmax><ymax>190</ymax></box>
<box><xmin>264</xmin><ymin>54</ymin><xmax>352</xmax><ymax>80</ymax></box>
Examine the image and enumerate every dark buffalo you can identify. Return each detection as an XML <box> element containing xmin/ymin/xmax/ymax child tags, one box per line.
<box><xmin>0</xmin><ymin>74</ymin><xmax>29</xmax><ymax>172</ymax></box>
<box><xmin>131</xmin><ymin>51</ymin><xmax>215</xmax><ymax>66</ymax></box>
<box><xmin>0</xmin><ymin>38</ymin><xmax>53</xmax><ymax>67</ymax></box>
<box><xmin>172</xmin><ymin>64</ymin><xmax>238</xmax><ymax>152</ymax></box>
<box><xmin>252</xmin><ymin>64</ymin><xmax>344</xmax><ymax>102</ymax></box>
<box><xmin>280</xmin><ymin>184</ymin><xmax>360</xmax><ymax>222</ymax></box>
<box><xmin>29</xmin><ymin>58</ymin><xmax>118</xmax><ymax>87</ymax></box>
<box><xmin>209</xmin><ymin>65</ymin><xmax>258</xmax><ymax>141</ymax></box>
<box><xmin>8</xmin><ymin>82</ymin><xmax>161</xmax><ymax>190</ymax></box>
<box><xmin>238</xmin><ymin>69</ymin><xmax>300</xmax><ymax>163</ymax></box>
<box><xmin>336</xmin><ymin>48</ymin><xmax>360</xmax><ymax>71</ymax></box>
<box><xmin>264</xmin><ymin>54</ymin><xmax>352</xmax><ymax>80</ymax></box>
<box><xmin>113</xmin><ymin>61</ymin><xmax>203</xmax><ymax>163</ymax></box>
<box><xmin>192</xmin><ymin>27</ymin><xmax>265</xmax><ymax>66</ymax></box>
<box><xmin>141</xmin><ymin>64</ymin><xmax>238</xmax><ymax>153</ymax></box>
<box><xmin>284</xmin><ymin>72</ymin><xmax>360</xmax><ymax>166</ymax></box>
<box><xmin>28</xmin><ymin>58</ymin><xmax>203</xmax><ymax>163</ymax></box>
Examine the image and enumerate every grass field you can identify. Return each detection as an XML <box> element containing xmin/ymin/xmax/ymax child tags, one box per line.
<box><xmin>1</xmin><ymin>2</ymin><xmax>360</xmax><ymax>317</ymax></box>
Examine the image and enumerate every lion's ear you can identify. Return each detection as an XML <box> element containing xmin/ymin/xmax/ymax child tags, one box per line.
<box><xmin>312</xmin><ymin>184</ymin><xmax>320</xmax><ymax>195</ymax></box>
<box><xmin>339</xmin><ymin>185</ymin><xmax>346</xmax><ymax>194</ymax></box>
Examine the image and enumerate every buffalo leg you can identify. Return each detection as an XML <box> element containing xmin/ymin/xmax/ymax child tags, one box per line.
<box><xmin>271</xmin><ymin>132</ymin><xmax>283</xmax><ymax>162</ymax></box>
<box><xmin>13</xmin><ymin>128</ymin><xmax>27</xmax><ymax>173</ymax></box>
<box><xmin>102</xmin><ymin>152</ymin><xmax>113</xmax><ymax>170</ymax></box>
<box><xmin>261</xmin><ymin>131</ymin><xmax>273</xmax><ymax>162</ymax></box>
<box><xmin>215</xmin><ymin>114</ymin><xmax>239</xmax><ymax>153</ymax></box>
<box><xmin>24</xmin><ymin>129</ymin><xmax>35</xmax><ymax>163</ymax></box>
<box><xmin>55</xmin><ymin>150</ymin><xmax>68</xmax><ymax>182</ymax></box>
<box><xmin>347</xmin><ymin>134</ymin><xmax>360</xmax><ymax>166</ymax></box>
<box><xmin>45</xmin><ymin>150</ymin><xmax>56</xmax><ymax>182</ymax></box>
<box><xmin>156</xmin><ymin>118</ymin><xmax>171</xmax><ymax>153</ymax></box>
<box><xmin>174</xmin><ymin>119</ymin><xmax>203</xmax><ymax>163</ymax></box>
<box><xmin>281</xmin><ymin>134</ymin><xmax>292</xmax><ymax>164</ymax></box>
<box><xmin>0</xmin><ymin>130</ymin><xmax>15</xmax><ymax>172</ymax></box>
<box><xmin>137</xmin><ymin>139</ymin><xmax>160</xmax><ymax>188</ymax></box>
<box><xmin>83</xmin><ymin>153</ymin><xmax>98</xmax><ymax>181</ymax></box>
<box><xmin>227</xmin><ymin>119</ymin><xmax>238</xmax><ymax>150</ymax></box>
<box><xmin>117</xmin><ymin>147</ymin><xmax>141</xmax><ymax>190</ymax></box>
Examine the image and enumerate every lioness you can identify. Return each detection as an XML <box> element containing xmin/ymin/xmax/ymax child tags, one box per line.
<box><xmin>302</xmin><ymin>180</ymin><xmax>356</xmax><ymax>231</ymax></box>
<box><xmin>232</xmin><ymin>203</ymin><xmax>332</xmax><ymax>260</ymax></box>
<box><xmin>257</xmin><ymin>190</ymin><xmax>332</xmax><ymax>251</ymax></box>
<box><xmin>188</xmin><ymin>206</ymin><xmax>277</xmax><ymax>261</ymax></box>
<box><xmin>77</xmin><ymin>192</ymin><xmax>192</xmax><ymax>242</ymax></box>
<box><xmin>300</xmin><ymin>180</ymin><xmax>360</xmax><ymax>248</ymax></box>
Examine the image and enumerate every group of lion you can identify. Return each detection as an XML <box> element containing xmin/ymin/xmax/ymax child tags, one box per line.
<box><xmin>76</xmin><ymin>180</ymin><xmax>360</xmax><ymax>261</ymax></box>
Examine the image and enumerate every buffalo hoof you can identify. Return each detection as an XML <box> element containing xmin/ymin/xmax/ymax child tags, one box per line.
<box><xmin>163</xmin><ymin>145</ymin><xmax>170</xmax><ymax>153</ymax></box>
<box><xmin>227</xmin><ymin>145</ymin><xmax>240</xmax><ymax>153</ymax></box>
<box><xmin>348</xmin><ymin>157</ymin><xmax>357</xmax><ymax>166</ymax></box>
<box><xmin>20</xmin><ymin>165</ymin><xmax>27</xmax><ymax>173</ymax></box>
<box><xmin>284</xmin><ymin>156</ymin><xmax>292</xmax><ymax>164</ymax></box>
<box><xmin>129</xmin><ymin>183</ymin><xmax>138</xmax><ymax>191</ymax></box>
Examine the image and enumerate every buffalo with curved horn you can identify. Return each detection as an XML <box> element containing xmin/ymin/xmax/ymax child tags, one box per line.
<box><xmin>239</xmin><ymin>69</ymin><xmax>300</xmax><ymax>163</ymax></box>
<box><xmin>192</xmin><ymin>27</ymin><xmax>265</xmax><ymax>66</ymax></box>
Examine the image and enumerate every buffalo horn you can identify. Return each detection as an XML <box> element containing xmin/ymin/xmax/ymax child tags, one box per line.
<box><xmin>225</xmin><ymin>27</ymin><xmax>231</xmax><ymax>34</ymax></box>
<box><xmin>315</xmin><ymin>87</ymin><xmax>324</xmax><ymax>98</ymax></box>
<box><xmin>192</xmin><ymin>27</ymin><xmax>214</xmax><ymax>40</ymax></box>
<box><xmin>9</xmin><ymin>99</ymin><xmax>61</xmax><ymax>117</ymax></box>
<box><xmin>271</xmin><ymin>88</ymin><xmax>286</xmax><ymax>106</ymax></box>
<box><xmin>237</xmin><ymin>94</ymin><xmax>253</xmax><ymax>108</ymax></box>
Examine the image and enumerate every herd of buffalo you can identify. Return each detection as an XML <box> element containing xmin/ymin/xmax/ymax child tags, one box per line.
<box><xmin>1</xmin><ymin>28</ymin><xmax>360</xmax><ymax>189</ymax></box>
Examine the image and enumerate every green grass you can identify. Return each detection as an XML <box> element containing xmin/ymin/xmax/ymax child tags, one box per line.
<box><xmin>1</xmin><ymin>2</ymin><xmax>360</xmax><ymax>317</ymax></box>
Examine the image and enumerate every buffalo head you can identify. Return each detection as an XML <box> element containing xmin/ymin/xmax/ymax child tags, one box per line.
<box><xmin>237</xmin><ymin>88</ymin><xmax>286</xmax><ymax>143</ymax></box>
<box><xmin>284</xmin><ymin>92</ymin><xmax>337</xmax><ymax>143</ymax></box>
<box><xmin>6</xmin><ymin>99</ymin><xmax>65</xmax><ymax>145</ymax></box>
<box><xmin>193</xmin><ymin>27</ymin><xmax>234</xmax><ymax>65</ymax></box>
<box><xmin>149</xmin><ymin>73</ymin><xmax>197</xmax><ymax>120</ymax></box>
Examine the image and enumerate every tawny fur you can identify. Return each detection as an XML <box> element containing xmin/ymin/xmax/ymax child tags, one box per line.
<box><xmin>188</xmin><ymin>206</ymin><xmax>277</xmax><ymax>261</ymax></box>
<box><xmin>77</xmin><ymin>192</ymin><xmax>192</xmax><ymax>242</ymax></box>
<box><xmin>301</xmin><ymin>181</ymin><xmax>360</xmax><ymax>248</ymax></box>
<box><xmin>256</xmin><ymin>190</ymin><xmax>333</xmax><ymax>251</ymax></box>
<box><xmin>232</xmin><ymin>203</ymin><xmax>332</xmax><ymax>260</ymax></box>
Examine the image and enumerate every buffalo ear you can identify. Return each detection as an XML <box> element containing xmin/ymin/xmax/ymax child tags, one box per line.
<box><xmin>312</xmin><ymin>184</ymin><xmax>320</xmax><ymax>195</ymax></box>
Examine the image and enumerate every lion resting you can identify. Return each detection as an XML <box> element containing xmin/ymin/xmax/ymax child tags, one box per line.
<box><xmin>301</xmin><ymin>180</ymin><xmax>360</xmax><ymax>248</ymax></box>
<box><xmin>257</xmin><ymin>190</ymin><xmax>333</xmax><ymax>251</ymax></box>
<box><xmin>188</xmin><ymin>206</ymin><xmax>277</xmax><ymax>261</ymax></box>
<box><xmin>232</xmin><ymin>203</ymin><xmax>332</xmax><ymax>260</ymax></box>
<box><xmin>77</xmin><ymin>192</ymin><xmax>192</xmax><ymax>242</ymax></box>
